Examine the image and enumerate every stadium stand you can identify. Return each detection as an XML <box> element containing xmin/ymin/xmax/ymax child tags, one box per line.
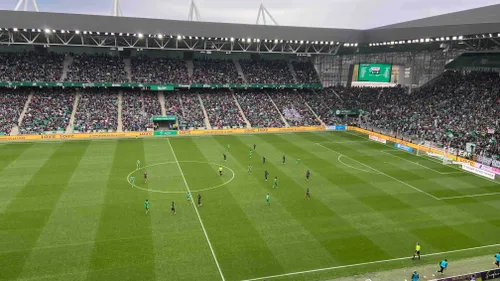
<box><xmin>191</xmin><ymin>59</ymin><xmax>241</xmax><ymax>84</ymax></box>
<box><xmin>0</xmin><ymin>52</ymin><xmax>64</xmax><ymax>82</ymax></box>
<box><xmin>302</xmin><ymin>88</ymin><xmax>344</xmax><ymax>125</ymax></box>
<box><xmin>201</xmin><ymin>91</ymin><xmax>246</xmax><ymax>128</ymax></box>
<box><xmin>122</xmin><ymin>90</ymin><xmax>162</xmax><ymax>131</ymax></box>
<box><xmin>178</xmin><ymin>92</ymin><xmax>206</xmax><ymax>129</ymax></box>
<box><xmin>73</xmin><ymin>89</ymin><xmax>118</xmax><ymax>132</ymax></box>
<box><xmin>292</xmin><ymin>61</ymin><xmax>321</xmax><ymax>84</ymax></box>
<box><xmin>240</xmin><ymin>59</ymin><xmax>295</xmax><ymax>84</ymax></box>
<box><xmin>20</xmin><ymin>89</ymin><xmax>74</xmax><ymax>134</ymax></box>
<box><xmin>235</xmin><ymin>91</ymin><xmax>285</xmax><ymax>128</ymax></box>
<box><xmin>0</xmin><ymin>89</ymin><xmax>29</xmax><ymax>135</ymax></box>
<box><xmin>269</xmin><ymin>90</ymin><xmax>321</xmax><ymax>126</ymax></box>
<box><xmin>131</xmin><ymin>56</ymin><xmax>189</xmax><ymax>84</ymax></box>
<box><xmin>65</xmin><ymin>54</ymin><xmax>128</xmax><ymax>83</ymax></box>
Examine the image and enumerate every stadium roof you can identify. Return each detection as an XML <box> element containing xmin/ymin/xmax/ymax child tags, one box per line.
<box><xmin>0</xmin><ymin>4</ymin><xmax>500</xmax><ymax>45</ymax></box>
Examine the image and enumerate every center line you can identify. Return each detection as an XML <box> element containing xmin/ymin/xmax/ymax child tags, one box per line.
<box><xmin>167</xmin><ymin>138</ymin><xmax>226</xmax><ymax>281</ymax></box>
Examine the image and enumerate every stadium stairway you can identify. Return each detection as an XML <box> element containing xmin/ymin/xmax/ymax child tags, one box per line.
<box><xmin>187</xmin><ymin>60</ymin><xmax>194</xmax><ymax>79</ymax></box>
<box><xmin>158</xmin><ymin>92</ymin><xmax>167</xmax><ymax>116</ymax></box>
<box><xmin>197</xmin><ymin>94</ymin><xmax>212</xmax><ymax>129</ymax></box>
<box><xmin>60</xmin><ymin>55</ymin><xmax>73</xmax><ymax>81</ymax></box>
<box><xmin>117</xmin><ymin>91</ymin><xmax>123</xmax><ymax>132</ymax></box>
<box><xmin>288</xmin><ymin>61</ymin><xmax>299</xmax><ymax>84</ymax></box>
<box><xmin>331</xmin><ymin>88</ymin><xmax>343</xmax><ymax>101</ymax></box>
<box><xmin>232</xmin><ymin>91</ymin><xmax>251</xmax><ymax>128</ymax></box>
<box><xmin>123</xmin><ymin>58</ymin><xmax>132</xmax><ymax>82</ymax></box>
<box><xmin>66</xmin><ymin>91</ymin><xmax>80</xmax><ymax>133</ymax></box>
<box><xmin>302</xmin><ymin>91</ymin><xmax>326</xmax><ymax>126</ymax></box>
<box><xmin>14</xmin><ymin>91</ymin><xmax>34</xmax><ymax>135</ymax></box>
<box><xmin>233</xmin><ymin>59</ymin><xmax>248</xmax><ymax>83</ymax></box>
<box><xmin>268</xmin><ymin>93</ymin><xmax>290</xmax><ymax>127</ymax></box>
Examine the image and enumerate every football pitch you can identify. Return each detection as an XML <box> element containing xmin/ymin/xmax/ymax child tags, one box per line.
<box><xmin>1</xmin><ymin>131</ymin><xmax>500</xmax><ymax>281</ymax></box>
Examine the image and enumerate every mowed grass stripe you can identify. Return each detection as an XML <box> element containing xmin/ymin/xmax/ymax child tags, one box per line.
<box><xmin>251</xmin><ymin>133</ymin><xmax>427</xmax><ymax>258</ymax></box>
<box><xmin>0</xmin><ymin>141</ymin><xmax>89</xmax><ymax>281</ymax></box>
<box><xmin>17</xmin><ymin>141</ymin><xmax>118</xmax><ymax>281</ymax></box>
<box><xmin>308</xmin><ymin>133</ymin><xmax>488</xmax><ymax>250</ymax></box>
<box><xmin>87</xmin><ymin>139</ymin><xmax>156</xmax><ymax>281</ymax></box>
<box><xmin>199</xmin><ymin>135</ymin><xmax>339</xmax><ymax>274</ymax></box>
<box><xmin>169</xmin><ymin>137</ymin><xmax>284</xmax><ymax>281</ymax></box>
<box><xmin>142</xmin><ymin>139</ymin><xmax>222</xmax><ymax>281</ymax></box>
<box><xmin>0</xmin><ymin>143</ymin><xmax>33</xmax><ymax>172</ymax></box>
<box><xmin>225</xmin><ymin>134</ymin><xmax>394</xmax><ymax>265</ymax></box>
<box><xmin>0</xmin><ymin>144</ymin><xmax>57</xmax><ymax>214</ymax></box>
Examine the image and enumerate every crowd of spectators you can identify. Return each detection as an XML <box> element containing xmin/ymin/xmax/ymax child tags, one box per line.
<box><xmin>0</xmin><ymin>52</ymin><xmax>64</xmax><ymax>82</ymax></box>
<box><xmin>201</xmin><ymin>91</ymin><xmax>245</xmax><ymax>128</ymax></box>
<box><xmin>292</xmin><ymin>61</ymin><xmax>321</xmax><ymax>84</ymax></box>
<box><xmin>178</xmin><ymin>92</ymin><xmax>206</xmax><ymax>129</ymax></box>
<box><xmin>66</xmin><ymin>54</ymin><xmax>128</xmax><ymax>83</ymax></box>
<box><xmin>73</xmin><ymin>89</ymin><xmax>118</xmax><ymax>132</ymax></box>
<box><xmin>0</xmin><ymin>89</ymin><xmax>29</xmax><ymax>135</ymax></box>
<box><xmin>191</xmin><ymin>59</ymin><xmax>241</xmax><ymax>84</ymax></box>
<box><xmin>235</xmin><ymin>91</ymin><xmax>284</xmax><ymax>128</ymax></box>
<box><xmin>360</xmin><ymin>71</ymin><xmax>499</xmax><ymax>158</ymax></box>
<box><xmin>269</xmin><ymin>90</ymin><xmax>321</xmax><ymax>126</ymax></box>
<box><xmin>240</xmin><ymin>59</ymin><xmax>295</xmax><ymax>84</ymax></box>
<box><xmin>302</xmin><ymin>88</ymin><xmax>343</xmax><ymax>125</ymax></box>
<box><xmin>20</xmin><ymin>89</ymin><xmax>74</xmax><ymax>134</ymax></box>
<box><xmin>122</xmin><ymin>91</ymin><xmax>161</xmax><ymax>131</ymax></box>
<box><xmin>131</xmin><ymin>56</ymin><xmax>189</xmax><ymax>84</ymax></box>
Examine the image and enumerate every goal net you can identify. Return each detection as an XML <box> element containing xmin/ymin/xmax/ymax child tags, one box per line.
<box><xmin>416</xmin><ymin>141</ymin><xmax>454</xmax><ymax>164</ymax></box>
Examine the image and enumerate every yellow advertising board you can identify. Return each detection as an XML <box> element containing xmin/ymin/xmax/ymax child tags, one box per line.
<box><xmin>177</xmin><ymin>126</ymin><xmax>325</xmax><ymax>136</ymax></box>
<box><xmin>347</xmin><ymin>126</ymin><xmax>475</xmax><ymax>166</ymax></box>
<box><xmin>0</xmin><ymin>131</ymin><xmax>153</xmax><ymax>141</ymax></box>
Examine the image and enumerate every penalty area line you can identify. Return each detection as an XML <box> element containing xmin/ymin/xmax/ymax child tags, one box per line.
<box><xmin>240</xmin><ymin>243</ymin><xmax>500</xmax><ymax>281</ymax></box>
<box><xmin>167</xmin><ymin>138</ymin><xmax>226</xmax><ymax>281</ymax></box>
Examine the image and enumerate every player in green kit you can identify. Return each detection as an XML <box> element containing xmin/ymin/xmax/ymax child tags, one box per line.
<box><xmin>248</xmin><ymin>165</ymin><xmax>252</xmax><ymax>174</ymax></box>
<box><xmin>249</xmin><ymin>149</ymin><xmax>253</xmax><ymax>158</ymax></box>
<box><xmin>144</xmin><ymin>199</ymin><xmax>150</xmax><ymax>214</ymax></box>
<box><xmin>273</xmin><ymin>177</ymin><xmax>278</xmax><ymax>188</ymax></box>
<box><xmin>297</xmin><ymin>158</ymin><xmax>301</xmax><ymax>165</ymax></box>
<box><xmin>227</xmin><ymin>144</ymin><xmax>230</xmax><ymax>150</ymax></box>
<box><xmin>136</xmin><ymin>160</ymin><xmax>141</xmax><ymax>170</ymax></box>
<box><xmin>130</xmin><ymin>176</ymin><xmax>135</xmax><ymax>184</ymax></box>
<box><xmin>266</xmin><ymin>193</ymin><xmax>270</xmax><ymax>206</ymax></box>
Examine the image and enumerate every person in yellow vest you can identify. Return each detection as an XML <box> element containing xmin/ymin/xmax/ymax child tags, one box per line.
<box><xmin>219</xmin><ymin>166</ymin><xmax>223</xmax><ymax>176</ymax></box>
<box><xmin>413</xmin><ymin>242</ymin><xmax>421</xmax><ymax>260</ymax></box>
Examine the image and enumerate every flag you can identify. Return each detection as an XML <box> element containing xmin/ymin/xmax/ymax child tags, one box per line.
<box><xmin>470</xmin><ymin>131</ymin><xmax>477</xmax><ymax>137</ymax></box>
<box><xmin>487</xmin><ymin>128</ymin><xmax>495</xmax><ymax>134</ymax></box>
<box><xmin>446</xmin><ymin>131</ymin><xmax>454</xmax><ymax>138</ymax></box>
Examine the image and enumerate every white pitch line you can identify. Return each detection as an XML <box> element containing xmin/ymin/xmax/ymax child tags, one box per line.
<box><xmin>337</xmin><ymin>155</ymin><xmax>379</xmax><ymax>174</ymax></box>
<box><xmin>439</xmin><ymin>191</ymin><xmax>500</xmax><ymax>200</ymax></box>
<box><xmin>167</xmin><ymin>138</ymin><xmax>226</xmax><ymax>281</ymax></box>
<box><xmin>241</xmin><ymin>243</ymin><xmax>500</xmax><ymax>281</ymax></box>
<box><xmin>316</xmin><ymin>140</ymin><xmax>371</xmax><ymax>144</ymax></box>
<box><xmin>316</xmin><ymin>143</ymin><xmax>441</xmax><ymax>200</ymax></box>
<box><xmin>381</xmin><ymin>151</ymin><xmax>461</xmax><ymax>175</ymax></box>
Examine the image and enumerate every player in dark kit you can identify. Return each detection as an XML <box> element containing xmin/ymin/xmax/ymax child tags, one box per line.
<box><xmin>306</xmin><ymin>187</ymin><xmax>310</xmax><ymax>199</ymax></box>
<box><xmin>144</xmin><ymin>172</ymin><xmax>148</xmax><ymax>183</ymax></box>
<box><xmin>171</xmin><ymin>201</ymin><xmax>176</xmax><ymax>215</ymax></box>
<box><xmin>262</xmin><ymin>156</ymin><xmax>266</xmax><ymax>164</ymax></box>
<box><xmin>223</xmin><ymin>153</ymin><xmax>227</xmax><ymax>161</ymax></box>
<box><xmin>282</xmin><ymin>155</ymin><xmax>286</xmax><ymax>164</ymax></box>
<box><xmin>306</xmin><ymin>170</ymin><xmax>310</xmax><ymax>181</ymax></box>
<box><xmin>197</xmin><ymin>193</ymin><xmax>202</xmax><ymax>206</ymax></box>
<box><xmin>253</xmin><ymin>144</ymin><xmax>256</xmax><ymax>151</ymax></box>
<box><xmin>265</xmin><ymin>170</ymin><xmax>269</xmax><ymax>181</ymax></box>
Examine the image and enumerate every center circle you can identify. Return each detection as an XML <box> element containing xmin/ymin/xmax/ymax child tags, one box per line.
<box><xmin>126</xmin><ymin>161</ymin><xmax>235</xmax><ymax>194</ymax></box>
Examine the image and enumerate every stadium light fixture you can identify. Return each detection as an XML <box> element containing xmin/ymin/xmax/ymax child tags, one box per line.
<box><xmin>452</xmin><ymin>36</ymin><xmax>457</xmax><ymax>40</ymax></box>
<box><xmin>354</xmin><ymin>43</ymin><xmax>358</xmax><ymax>47</ymax></box>
<box><xmin>424</xmin><ymin>38</ymin><xmax>429</xmax><ymax>42</ymax></box>
<box><xmin>247</xmin><ymin>38</ymin><xmax>251</xmax><ymax>43</ymax></box>
<box><xmin>61</xmin><ymin>30</ymin><xmax>65</xmax><ymax>34</ymax></box>
<box><xmin>208</xmin><ymin>37</ymin><xmax>211</xmax><ymax>40</ymax></box>
<box><xmin>280</xmin><ymin>40</ymin><xmax>283</xmax><ymax>43</ymax></box>
<box><xmin>189</xmin><ymin>36</ymin><xmax>192</xmax><ymax>39</ymax></box>
<box><xmin>256</xmin><ymin>38</ymin><xmax>260</xmax><ymax>42</ymax></box>
<box><xmin>158</xmin><ymin>34</ymin><xmax>163</xmax><ymax>39</ymax></box>
<box><xmin>330</xmin><ymin>41</ymin><xmax>334</xmax><ymax>45</ymax></box>
<box><xmin>177</xmin><ymin>35</ymin><xmax>182</xmax><ymax>40</ymax></box>
<box><xmin>44</xmin><ymin>28</ymin><xmax>50</xmax><ymax>34</ymax></box>
<box><xmin>459</xmin><ymin>35</ymin><xmax>464</xmax><ymax>40</ymax></box>
<box><xmin>445</xmin><ymin>37</ymin><xmax>450</xmax><ymax>40</ymax></box>
<box><xmin>111</xmin><ymin>33</ymin><xmax>115</xmax><ymax>36</ymax></box>
<box><xmin>139</xmin><ymin>33</ymin><xmax>144</xmax><ymax>38</ymax></box>
<box><xmin>13</xmin><ymin>28</ymin><xmax>18</xmax><ymax>32</ymax></box>
<box><xmin>90</xmin><ymin>31</ymin><xmax>93</xmax><ymax>35</ymax></box>
<box><xmin>75</xmin><ymin>30</ymin><xmax>80</xmax><ymax>34</ymax></box>
<box><xmin>230</xmin><ymin>37</ymin><xmax>234</xmax><ymax>42</ymax></box>
<box><xmin>83</xmin><ymin>31</ymin><xmax>87</xmax><ymax>34</ymax></box>
<box><xmin>23</xmin><ymin>28</ymin><xmax>27</xmax><ymax>32</ymax></box>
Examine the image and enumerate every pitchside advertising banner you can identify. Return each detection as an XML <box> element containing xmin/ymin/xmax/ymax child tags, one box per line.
<box><xmin>435</xmin><ymin>268</ymin><xmax>500</xmax><ymax>281</ymax></box>
<box><xmin>394</xmin><ymin>143</ymin><xmax>414</xmax><ymax>152</ymax></box>
<box><xmin>326</xmin><ymin>125</ymin><xmax>346</xmax><ymax>131</ymax></box>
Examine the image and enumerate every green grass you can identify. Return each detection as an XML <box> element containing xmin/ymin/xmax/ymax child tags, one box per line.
<box><xmin>0</xmin><ymin>131</ymin><xmax>499</xmax><ymax>281</ymax></box>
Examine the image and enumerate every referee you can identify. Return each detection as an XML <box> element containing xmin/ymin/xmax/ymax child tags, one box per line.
<box><xmin>413</xmin><ymin>242</ymin><xmax>421</xmax><ymax>260</ymax></box>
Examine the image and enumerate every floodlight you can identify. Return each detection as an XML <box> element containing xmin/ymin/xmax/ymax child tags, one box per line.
<box><xmin>75</xmin><ymin>30</ymin><xmax>80</xmax><ymax>34</ymax></box>
<box><xmin>83</xmin><ymin>31</ymin><xmax>87</xmax><ymax>34</ymax></box>
<box><xmin>31</xmin><ymin>29</ymin><xmax>35</xmax><ymax>32</ymax></box>
<box><xmin>330</xmin><ymin>41</ymin><xmax>334</xmax><ymax>45</ymax></box>
<box><xmin>452</xmin><ymin>36</ymin><xmax>457</xmax><ymax>40</ymax></box>
<box><xmin>424</xmin><ymin>38</ymin><xmax>430</xmax><ymax>42</ymax></box>
<box><xmin>257</xmin><ymin>38</ymin><xmax>260</xmax><ymax>42</ymax></box>
<box><xmin>158</xmin><ymin>34</ymin><xmax>163</xmax><ymax>39</ymax></box>
<box><xmin>274</xmin><ymin>39</ymin><xmax>278</xmax><ymax>44</ymax></box>
<box><xmin>201</xmin><ymin>37</ymin><xmax>205</xmax><ymax>40</ymax></box>
<box><xmin>44</xmin><ymin>29</ymin><xmax>51</xmax><ymax>34</ymax></box>
<box><xmin>111</xmin><ymin>33</ymin><xmax>115</xmax><ymax>36</ymax></box>
<box><xmin>195</xmin><ymin>36</ymin><xmax>198</xmax><ymax>39</ymax></box>
<box><xmin>445</xmin><ymin>37</ymin><xmax>450</xmax><ymax>40</ymax></box>
<box><xmin>13</xmin><ymin>28</ymin><xmax>18</xmax><ymax>32</ymax></box>
<box><xmin>23</xmin><ymin>29</ymin><xmax>27</xmax><ymax>32</ymax></box>
<box><xmin>177</xmin><ymin>35</ymin><xmax>182</xmax><ymax>40</ymax></box>
<box><xmin>247</xmin><ymin>38</ymin><xmax>251</xmax><ymax>43</ymax></box>
<box><xmin>230</xmin><ymin>37</ymin><xmax>234</xmax><ymax>42</ymax></box>
<box><xmin>189</xmin><ymin>36</ymin><xmax>192</xmax><ymax>39</ymax></box>
<box><xmin>459</xmin><ymin>35</ymin><xmax>464</xmax><ymax>40</ymax></box>
<box><xmin>419</xmin><ymin>38</ymin><xmax>424</xmax><ymax>42</ymax></box>
<box><xmin>280</xmin><ymin>40</ymin><xmax>283</xmax><ymax>43</ymax></box>
<box><xmin>354</xmin><ymin>43</ymin><xmax>358</xmax><ymax>47</ymax></box>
